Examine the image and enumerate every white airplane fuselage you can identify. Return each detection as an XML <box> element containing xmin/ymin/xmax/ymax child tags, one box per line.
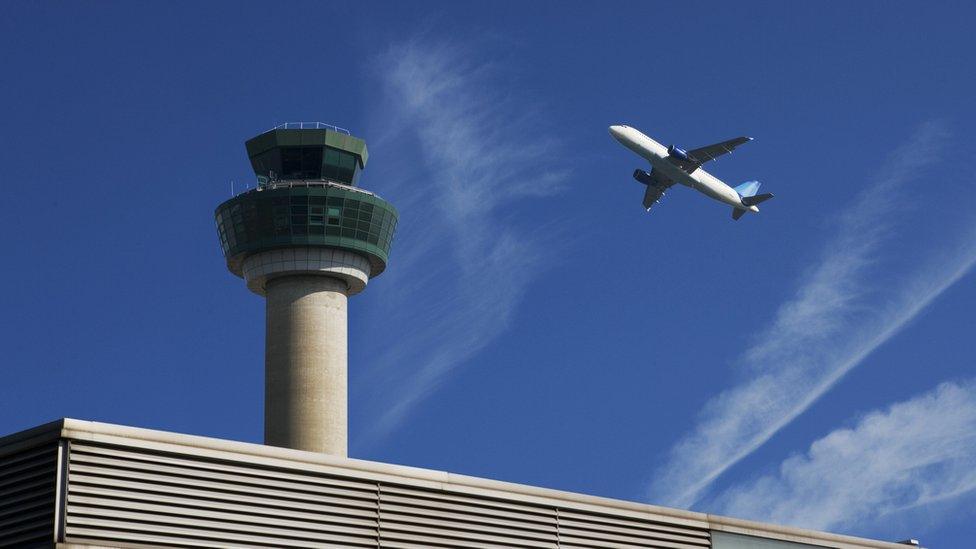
<box><xmin>609</xmin><ymin>125</ymin><xmax>759</xmax><ymax>213</ymax></box>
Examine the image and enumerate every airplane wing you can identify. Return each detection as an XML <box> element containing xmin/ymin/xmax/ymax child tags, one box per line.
<box><xmin>642</xmin><ymin>169</ymin><xmax>672</xmax><ymax>210</ymax></box>
<box><xmin>687</xmin><ymin>136</ymin><xmax>753</xmax><ymax>164</ymax></box>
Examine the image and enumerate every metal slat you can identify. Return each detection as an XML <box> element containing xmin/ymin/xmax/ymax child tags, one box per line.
<box><xmin>559</xmin><ymin>532</ymin><xmax>710</xmax><ymax>548</ymax></box>
<box><xmin>380</xmin><ymin>502</ymin><xmax>555</xmax><ymax>534</ymax></box>
<box><xmin>70</xmin><ymin>483</ymin><xmax>377</xmax><ymax>522</ymax></box>
<box><xmin>65</xmin><ymin>443</ymin><xmax>381</xmax><ymax>547</ymax></box>
<box><xmin>558</xmin><ymin>508</ymin><xmax>710</xmax><ymax>534</ymax></box>
<box><xmin>380</xmin><ymin>511</ymin><xmax>555</xmax><ymax>543</ymax></box>
<box><xmin>0</xmin><ymin>459</ymin><xmax>55</xmax><ymax>492</ymax></box>
<box><xmin>379</xmin><ymin>493</ymin><xmax>556</xmax><ymax>527</ymax></box>
<box><xmin>69</xmin><ymin>492</ymin><xmax>376</xmax><ymax>529</ymax></box>
<box><xmin>71</xmin><ymin>442</ymin><xmax>375</xmax><ymax>493</ymax></box>
<box><xmin>0</xmin><ymin>443</ymin><xmax>56</xmax><ymax>545</ymax></box>
<box><xmin>376</xmin><ymin>543</ymin><xmax>465</xmax><ymax>549</ymax></box>
<box><xmin>66</xmin><ymin>506</ymin><xmax>377</xmax><ymax>544</ymax></box>
<box><xmin>557</xmin><ymin>508</ymin><xmax>711</xmax><ymax>548</ymax></box>
<box><xmin>381</xmin><ymin>485</ymin><xmax>555</xmax><ymax>519</ymax></box>
<box><xmin>68</xmin><ymin>499</ymin><xmax>376</xmax><ymax>538</ymax></box>
<box><xmin>376</xmin><ymin>489</ymin><xmax>564</xmax><ymax>547</ymax></box>
<box><xmin>0</xmin><ymin>528</ymin><xmax>52</xmax><ymax>549</ymax></box>
<box><xmin>377</xmin><ymin>485</ymin><xmax>558</xmax><ymax>549</ymax></box>
<box><xmin>558</xmin><ymin>521</ymin><xmax>710</xmax><ymax>546</ymax></box>
<box><xmin>0</xmin><ymin>477</ymin><xmax>55</xmax><ymax>511</ymax></box>
<box><xmin>378</xmin><ymin>529</ymin><xmax>546</xmax><ymax>549</ymax></box>
<box><xmin>0</xmin><ymin>522</ymin><xmax>54</xmax><ymax>549</ymax></box>
<box><xmin>379</xmin><ymin>522</ymin><xmax>554</xmax><ymax>548</ymax></box>
<box><xmin>0</xmin><ymin>486</ymin><xmax>54</xmax><ymax>519</ymax></box>
<box><xmin>71</xmin><ymin>452</ymin><xmax>377</xmax><ymax>502</ymax></box>
<box><xmin>68</xmin><ymin>468</ymin><xmax>377</xmax><ymax>511</ymax></box>
<box><xmin>0</xmin><ymin>507</ymin><xmax>50</xmax><ymax>530</ymax></box>
<box><xmin>558</xmin><ymin>533</ymin><xmax>710</xmax><ymax>549</ymax></box>
<box><xmin>69</xmin><ymin>475</ymin><xmax>377</xmax><ymax>520</ymax></box>
<box><xmin>66</xmin><ymin>517</ymin><xmax>376</xmax><ymax>548</ymax></box>
<box><xmin>0</xmin><ymin>447</ymin><xmax>55</xmax><ymax>481</ymax></box>
<box><xmin>559</xmin><ymin>534</ymin><xmax>709</xmax><ymax>549</ymax></box>
<box><xmin>0</xmin><ymin>444</ymin><xmax>53</xmax><ymax>472</ymax></box>
<box><xmin>379</xmin><ymin>542</ymin><xmax>533</xmax><ymax>549</ymax></box>
<box><xmin>64</xmin><ymin>532</ymin><xmax>270</xmax><ymax>549</ymax></box>
<box><xmin>381</xmin><ymin>484</ymin><xmax>556</xmax><ymax>524</ymax></box>
<box><xmin>559</xmin><ymin>516</ymin><xmax>711</xmax><ymax>539</ymax></box>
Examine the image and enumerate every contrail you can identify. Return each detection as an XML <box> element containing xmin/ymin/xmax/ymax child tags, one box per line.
<box><xmin>649</xmin><ymin>122</ymin><xmax>976</xmax><ymax>508</ymax></box>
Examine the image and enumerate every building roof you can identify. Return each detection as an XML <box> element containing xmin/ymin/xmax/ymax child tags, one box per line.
<box><xmin>1</xmin><ymin>419</ymin><xmax>911</xmax><ymax>549</ymax></box>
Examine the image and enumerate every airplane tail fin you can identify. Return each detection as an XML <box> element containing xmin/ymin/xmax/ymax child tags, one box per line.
<box><xmin>733</xmin><ymin>180</ymin><xmax>761</xmax><ymax>198</ymax></box>
<box><xmin>731</xmin><ymin>188</ymin><xmax>774</xmax><ymax>220</ymax></box>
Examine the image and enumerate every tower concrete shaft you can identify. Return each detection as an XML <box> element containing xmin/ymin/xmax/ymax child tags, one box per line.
<box><xmin>265</xmin><ymin>275</ymin><xmax>349</xmax><ymax>455</ymax></box>
<box><xmin>242</xmin><ymin>246</ymin><xmax>371</xmax><ymax>457</ymax></box>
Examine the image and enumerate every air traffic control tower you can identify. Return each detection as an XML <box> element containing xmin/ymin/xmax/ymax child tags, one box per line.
<box><xmin>214</xmin><ymin>122</ymin><xmax>397</xmax><ymax>456</ymax></box>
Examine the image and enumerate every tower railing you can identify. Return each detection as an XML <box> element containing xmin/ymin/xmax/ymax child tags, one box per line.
<box><xmin>245</xmin><ymin>178</ymin><xmax>380</xmax><ymax>198</ymax></box>
<box><xmin>271</xmin><ymin>122</ymin><xmax>351</xmax><ymax>134</ymax></box>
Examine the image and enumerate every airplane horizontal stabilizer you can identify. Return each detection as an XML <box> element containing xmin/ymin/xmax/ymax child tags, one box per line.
<box><xmin>741</xmin><ymin>193</ymin><xmax>774</xmax><ymax>207</ymax></box>
<box><xmin>732</xmin><ymin>208</ymin><xmax>747</xmax><ymax>220</ymax></box>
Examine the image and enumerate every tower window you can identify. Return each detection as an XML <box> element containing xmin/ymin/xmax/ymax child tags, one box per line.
<box><xmin>281</xmin><ymin>146</ymin><xmax>324</xmax><ymax>179</ymax></box>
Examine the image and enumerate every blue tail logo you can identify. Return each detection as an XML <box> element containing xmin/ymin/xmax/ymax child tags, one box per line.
<box><xmin>734</xmin><ymin>180</ymin><xmax>761</xmax><ymax>198</ymax></box>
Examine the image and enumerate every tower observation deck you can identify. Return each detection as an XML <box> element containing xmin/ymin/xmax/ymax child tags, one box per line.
<box><xmin>215</xmin><ymin>124</ymin><xmax>397</xmax><ymax>456</ymax></box>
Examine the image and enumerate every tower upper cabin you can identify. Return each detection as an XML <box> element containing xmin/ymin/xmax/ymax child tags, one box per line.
<box><xmin>246</xmin><ymin>122</ymin><xmax>368</xmax><ymax>186</ymax></box>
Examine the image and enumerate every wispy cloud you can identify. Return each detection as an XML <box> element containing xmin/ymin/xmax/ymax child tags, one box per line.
<box><xmin>649</xmin><ymin>121</ymin><xmax>976</xmax><ymax>508</ymax></box>
<box><xmin>712</xmin><ymin>380</ymin><xmax>976</xmax><ymax>532</ymax></box>
<box><xmin>355</xmin><ymin>40</ymin><xmax>566</xmax><ymax>447</ymax></box>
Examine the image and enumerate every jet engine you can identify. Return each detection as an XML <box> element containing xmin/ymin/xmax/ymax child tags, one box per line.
<box><xmin>667</xmin><ymin>145</ymin><xmax>691</xmax><ymax>162</ymax></box>
<box><xmin>633</xmin><ymin>169</ymin><xmax>654</xmax><ymax>185</ymax></box>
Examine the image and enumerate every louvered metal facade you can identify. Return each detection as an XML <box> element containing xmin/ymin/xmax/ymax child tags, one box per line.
<box><xmin>0</xmin><ymin>420</ymin><xmax>911</xmax><ymax>549</ymax></box>
<box><xmin>0</xmin><ymin>436</ymin><xmax>62</xmax><ymax>548</ymax></box>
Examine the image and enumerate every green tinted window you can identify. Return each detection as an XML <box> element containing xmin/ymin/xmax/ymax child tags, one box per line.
<box><xmin>337</xmin><ymin>151</ymin><xmax>357</xmax><ymax>183</ymax></box>
<box><xmin>280</xmin><ymin>146</ymin><xmax>323</xmax><ymax>179</ymax></box>
<box><xmin>323</xmin><ymin>148</ymin><xmax>341</xmax><ymax>180</ymax></box>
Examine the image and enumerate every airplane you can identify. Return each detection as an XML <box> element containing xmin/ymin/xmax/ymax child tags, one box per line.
<box><xmin>609</xmin><ymin>125</ymin><xmax>773</xmax><ymax>220</ymax></box>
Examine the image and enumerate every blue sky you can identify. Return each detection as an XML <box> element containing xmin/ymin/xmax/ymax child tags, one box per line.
<box><xmin>2</xmin><ymin>2</ymin><xmax>975</xmax><ymax>546</ymax></box>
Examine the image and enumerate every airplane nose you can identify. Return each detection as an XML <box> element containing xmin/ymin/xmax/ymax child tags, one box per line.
<box><xmin>609</xmin><ymin>125</ymin><xmax>626</xmax><ymax>141</ymax></box>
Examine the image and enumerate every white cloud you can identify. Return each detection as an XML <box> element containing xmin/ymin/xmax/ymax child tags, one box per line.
<box><xmin>649</xmin><ymin>122</ymin><xmax>976</xmax><ymax>508</ymax></box>
<box><xmin>354</xmin><ymin>40</ymin><xmax>566</xmax><ymax>447</ymax></box>
<box><xmin>712</xmin><ymin>380</ymin><xmax>976</xmax><ymax>532</ymax></box>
